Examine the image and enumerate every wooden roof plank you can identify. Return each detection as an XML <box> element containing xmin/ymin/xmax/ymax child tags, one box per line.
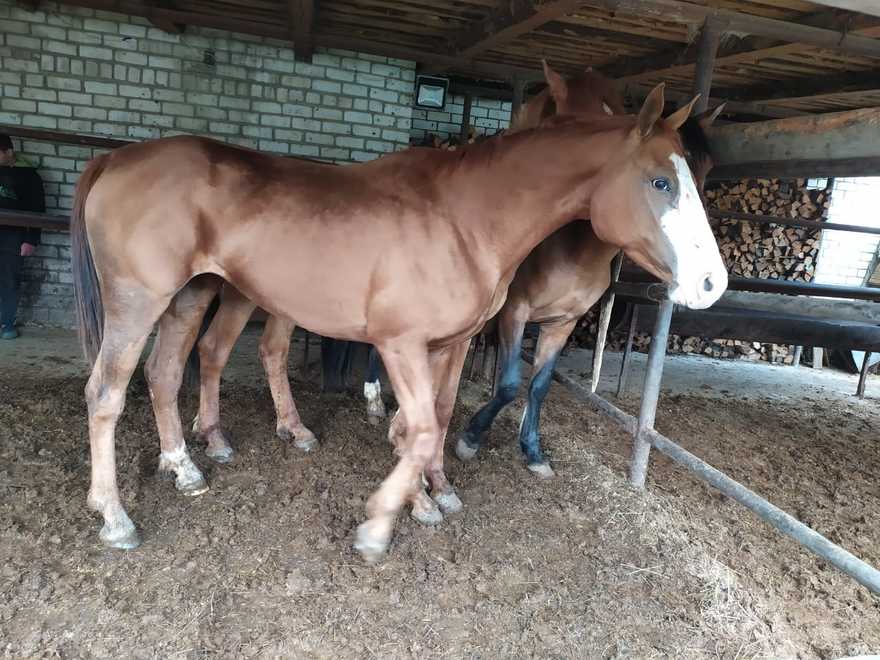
<box><xmin>451</xmin><ymin>0</ymin><xmax>586</xmax><ymax>58</ymax></box>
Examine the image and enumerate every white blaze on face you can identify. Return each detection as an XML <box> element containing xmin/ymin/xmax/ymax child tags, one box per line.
<box><xmin>602</xmin><ymin>102</ymin><xmax>613</xmax><ymax>116</ymax></box>
<box><xmin>662</xmin><ymin>153</ymin><xmax>728</xmax><ymax>309</ymax></box>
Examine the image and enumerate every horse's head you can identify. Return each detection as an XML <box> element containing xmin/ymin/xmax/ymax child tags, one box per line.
<box><xmin>542</xmin><ymin>60</ymin><xmax>626</xmax><ymax>119</ymax></box>
<box><xmin>589</xmin><ymin>84</ymin><xmax>727</xmax><ymax>309</ymax></box>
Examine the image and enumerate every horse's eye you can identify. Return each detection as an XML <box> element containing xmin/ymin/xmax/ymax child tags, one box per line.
<box><xmin>651</xmin><ymin>177</ymin><xmax>672</xmax><ymax>193</ymax></box>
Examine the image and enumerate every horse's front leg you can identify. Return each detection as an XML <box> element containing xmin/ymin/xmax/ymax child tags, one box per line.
<box><xmin>519</xmin><ymin>319</ymin><xmax>577</xmax><ymax>478</ymax></box>
<box><xmin>455</xmin><ymin>308</ymin><xmax>527</xmax><ymax>461</ymax></box>
<box><xmin>354</xmin><ymin>341</ymin><xmax>438</xmax><ymax>562</ymax></box>
<box><xmin>425</xmin><ymin>339</ymin><xmax>471</xmax><ymax>513</ymax></box>
<box><xmin>363</xmin><ymin>346</ymin><xmax>387</xmax><ymax>423</ymax></box>
<box><xmin>259</xmin><ymin>315</ymin><xmax>317</xmax><ymax>451</ymax></box>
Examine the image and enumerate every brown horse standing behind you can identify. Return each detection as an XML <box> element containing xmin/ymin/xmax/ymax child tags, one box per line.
<box><xmin>455</xmin><ymin>64</ymin><xmax>725</xmax><ymax>476</ymax></box>
<box><xmin>72</xmin><ymin>84</ymin><xmax>724</xmax><ymax>560</ymax></box>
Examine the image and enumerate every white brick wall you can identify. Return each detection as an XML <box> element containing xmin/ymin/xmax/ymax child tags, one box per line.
<box><xmin>410</xmin><ymin>93</ymin><xmax>512</xmax><ymax>143</ymax></box>
<box><xmin>0</xmin><ymin>0</ymin><xmax>416</xmax><ymax>325</ymax></box>
<box><xmin>814</xmin><ymin>177</ymin><xmax>880</xmax><ymax>288</ymax></box>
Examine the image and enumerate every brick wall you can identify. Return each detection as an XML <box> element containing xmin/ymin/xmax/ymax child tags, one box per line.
<box><xmin>410</xmin><ymin>93</ymin><xmax>512</xmax><ymax>143</ymax></box>
<box><xmin>0</xmin><ymin>0</ymin><xmax>416</xmax><ymax>326</ymax></box>
<box><xmin>813</xmin><ymin>177</ymin><xmax>880</xmax><ymax>287</ymax></box>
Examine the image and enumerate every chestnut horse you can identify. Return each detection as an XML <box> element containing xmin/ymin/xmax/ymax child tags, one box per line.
<box><xmin>72</xmin><ymin>83</ymin><xmax>724</xmax><ymax>560</ymax></box>
<box><xmin>455</xmin><ymin>66</ymin><xmax>726</xmax><ymax>477</ymax></box>
<box><xmin>185</xmin><ymin>64</ymin><xmax>643</xmax><ymax>466</ymax></box>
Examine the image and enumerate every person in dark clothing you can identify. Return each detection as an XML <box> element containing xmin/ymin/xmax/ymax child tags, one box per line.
<box><xmin>0</xmin><ymin>134</ymin><xmax>44</xmax><ymax>339</ymax></box>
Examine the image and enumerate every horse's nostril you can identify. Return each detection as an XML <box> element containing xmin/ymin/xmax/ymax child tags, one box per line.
<box><xmin>703</xmin><ymin>275</ymin><xmax>714</xmax><ymax>293</ymax></box>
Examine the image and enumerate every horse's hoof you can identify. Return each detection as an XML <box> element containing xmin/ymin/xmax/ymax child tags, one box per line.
<box><xmin>353</xmin><ymin>523</ymin><xmax>388</xmax><ymax>564</ymax></box>
<box><xmin>433</xmin><ymin>489</ymin><xmax>463</xmax><ymax>515</ymax></box>
<box><xmin>294</xmin><ymin>432</ymin><xmax>318</xmax><ymax>452</ymax></box>
<box><xmin>527</xmin><ymin>462</ymin><xmax>555</xmax><ymax>479</ymax></box>
<box><xmin>99</xmin><ymin>522</ymin><xmax>141</xmax><ymax>550</ymax></box>
<box><xmin>178</xmin><ymin>476</ymin><xmax>209</xmax><ymax>497</ymax></box>
<box><xmin>410</xmin><ymin>492</ymin><xmax>444</xmax><ymax>526</ymax></box>
<box><xmin>455</xmin><ymin>434</ymin><xmax>479</xmax><ymax>462</ymax></box>
<box><xmin>206</xmin><ymin>445</ymin><xmax>234</xmax><ymax>464</ymax></box>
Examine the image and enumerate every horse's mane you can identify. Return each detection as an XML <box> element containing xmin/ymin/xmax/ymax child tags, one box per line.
<box><xmin>678</xmin><ymin>115</ymin><xmax>713</xmax><ymax>168</ymax></box>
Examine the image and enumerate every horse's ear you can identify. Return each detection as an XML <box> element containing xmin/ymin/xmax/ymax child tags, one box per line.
<box><xmin>637</xmin><ymin>83</ymin><xmax>665</xmax><ymax>138</ymax></box>
<box><xmin>666</xmin><ymin>94</ymin><xmax>700</xmax><ymax>131</ymax></box>
<box><xmin>542</xmin><ymin>59</ymin><xmax>568</xmax><ymax>106</ymax></box>
<box><xmin>697</xmin><ymin>102</ymin><xmax>726</xmax><ymax>129</ymax></box>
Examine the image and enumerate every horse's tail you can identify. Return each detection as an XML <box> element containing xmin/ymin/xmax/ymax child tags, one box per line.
<box><xmin>71</xmin><ymin>154</ymin><xmax>109</xmax><ymax>366</ymax></box>
<box><xmin>183</xmin><ymin>293</ymin><xmax>220</xmax><ymax>391</ymax></box>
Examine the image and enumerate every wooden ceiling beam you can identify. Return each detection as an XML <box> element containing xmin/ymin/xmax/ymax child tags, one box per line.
<box><xmin>288</xmin><ymin>0</ymin><xmax>314</xmax><ymax>60</ymax></box>
<box><xmin>605</xmin><ymin>10</ymin><xmax>880</xmax><ymax>85</ymax></box>
<box><xmin>450</xmin><ymin>0</ymin><xmax>585</xmax><ymax>59</ymax></box>
<box><xmin>584</xmin><ymin>0</ymin><xmax>880</xmax><ymax>58</ymax></box>
<box><xmin>723</xmin><ymin>69</ymin><xmax>880</xmax><ymax>105</ymax></box>
<box><xmin>624</xmin><ymin>81</ymin><xmax>808</xmax><ymax>119</ymax></box>
<box><xmin>806</xmin><ymin>1</ymin><xmax>880</xmax><ymax>20</ymax></box>
<box><xmin>148</xmin><ymin>0</ymin><xmax>184</xmax><ymax>34</ymax></box>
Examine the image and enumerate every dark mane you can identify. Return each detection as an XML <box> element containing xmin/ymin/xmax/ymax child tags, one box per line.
<box><xmin>679</xmin><ymin>116</ymin><xmax>713</xmax><ymax>168</ymax></box>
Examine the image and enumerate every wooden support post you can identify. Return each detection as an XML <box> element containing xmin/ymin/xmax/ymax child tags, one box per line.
<box><xmin>511</xmin><ymin>78</ymin><xmax>526</xmax><ymax>119</ymax></box>
<box><xmin>692</xmin><ymin>19</ymin><xmax>721</xmax><ymax>114</ymax></box>
<box><xmin>629</xmin><ymin>300</ymin><xmax>673</xmax><ymax>488</ymax></box>
<box><xmin>792</xmin><ymin>345</ymin><xmax>803</xmax><ymax>368</ymax></box>
<box><xmin>591</xmin><ymin>252</ymin><xmax>623</xmax><ymax>393</ymax></box>
<box><xmin>813</xmin><ymin>347</ymin><xmax>823</xmax><ymax>369</ymax></box>
<box><xmin>857</xmin><ymin>352</ymin><xmax>872</xmax><ymax>398</ymax></box>
<box><xmin>459</xmin><ymin>93</ymin><xmax>473</xmax><ymax>143</ymax></box>
<box><xmin>617</xmin><ymin>304</ymin><xmax>640</xmax><ymax>397</ymax></box>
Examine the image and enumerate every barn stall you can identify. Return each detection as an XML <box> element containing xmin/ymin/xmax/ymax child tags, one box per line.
<box><xmin>1</xmin><ymin>0</ymin><xmax>880</xmax><ymax>656</ymax></box>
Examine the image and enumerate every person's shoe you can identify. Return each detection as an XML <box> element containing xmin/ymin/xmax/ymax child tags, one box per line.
<box><xmin>0</xmin><ymin>326</ymin><xmax>19</xmax><ymax>340</ymax></box>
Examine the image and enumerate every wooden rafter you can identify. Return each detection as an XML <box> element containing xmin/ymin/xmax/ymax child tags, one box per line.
<box><xmin>807</xmin><ymin>1</ymin><xmax>880</xmax><ymax>20</ymax></box>
<box><xmin>288</xmin><ymin>0</ymin><xmax>315</xmax><ymax>60</ymax></box>
<box><xmin>727</xmin><ymin>69</ymin><xmax>880</xmax><ymax>105</ymax></box>
<box><xmin>450</xmin><ymin>0</ymin><xmax>585</xmax><ymax>59</ymax></box>
<box><xmin>584</xmin><ymin>0</ymin><xmax>880</xmax><ymax>58</ymax></box>
<box><xmin>608</xmin><ymin>10</ymin><xmax>880</xmax><ymax>85</ymax></box>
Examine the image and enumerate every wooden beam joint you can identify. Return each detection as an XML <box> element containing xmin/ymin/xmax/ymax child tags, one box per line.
<box><xmin>288</xmin><ymin>0</ymin><xmax>315</xmax><ymax>60</ymax></box>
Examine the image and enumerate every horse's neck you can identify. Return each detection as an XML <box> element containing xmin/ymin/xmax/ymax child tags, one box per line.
<box><xmin>441</xmin><ymin>127</ymin><xmax>622</xmax><ymax>273</ymax></box>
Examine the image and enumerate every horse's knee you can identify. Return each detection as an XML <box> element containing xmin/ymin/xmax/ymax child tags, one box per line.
<box><xmin>85</xmin><ymin>375</ymin><xmax>125</xmax><ymax>419</ymax></box>
<box><xmin>144</xmin><ymin>360</ymin><xmax>183</xmax><ymax>405</ymax></box>
<box><xmin>258</xmin><ymin>339</ymin><xmax>286</xmax><ymax>369</ymax></box>
<box><xmin>496</xmin><ymin>381</ymin><xmax>518</xmax><ymax>405</ymax></box>
<box><xmin>198</xmin><ymin>334</ymin><xmax>223</xmax><ymax>373</ymax></box>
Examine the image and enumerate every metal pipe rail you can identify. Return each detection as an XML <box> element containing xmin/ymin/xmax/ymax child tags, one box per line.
<box><xmin>708</xmin><ymin>209</ymin><xmax>880</xmax><ymax>237</ymax></box>
<box><xmin>613</xmin><ymin>277</ymin><xmax>880</xmax><ymax>303</ymax></box>
<box><xmin>522</xmin><ymin>350</ymin><xmax>880</xmax><ymax>595</ymax></box>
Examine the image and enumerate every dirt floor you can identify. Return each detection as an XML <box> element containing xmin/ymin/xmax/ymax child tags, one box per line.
<box><xmin>1</xmin><ymin>328</ymin><xmax>879</xmax><ymax>658</ymax></box>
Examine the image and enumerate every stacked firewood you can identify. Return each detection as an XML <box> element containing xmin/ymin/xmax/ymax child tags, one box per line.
<box><xmin>571</xmin><ymin>177</ymin><xmax>832</xmax><ymax>364</ymax></box>
<box><xmin>708</xmin><ymin>178</ymin><xmax>830</xmax><ymax>281</ymax></box>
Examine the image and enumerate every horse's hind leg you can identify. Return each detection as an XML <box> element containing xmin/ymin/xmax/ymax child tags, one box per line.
<box><xmin>194</xmin><ymin>285</ymin><xmax>256</xmax><ymax>462</ymax></box>
<box><xmin>518</xmin><ymin>319</ymin><xmax>577</xmax><ymax>478</ymax></box>
<box><xmin>145</xmin><ymin>276</ymin><xmax>222</xmax><ymax>494</ymax></box>
<box><xmin>455</xmin><ymin>309</ymin><xmax>527</xmax><ymax>461</ymax></box>
<box><xmin>86</xmin><ymin>288</ymin><xmax>172</xmax><ymax>549</ymax></box>
<box><xmin>363</xmin><ymin>346</ymin><xmax>386</xmax><ymax>423</ymax></box>
<box><xmin>259</xmin><ymin>315</ymin><xmax>317</xmax><ymax>451</ymax></box>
